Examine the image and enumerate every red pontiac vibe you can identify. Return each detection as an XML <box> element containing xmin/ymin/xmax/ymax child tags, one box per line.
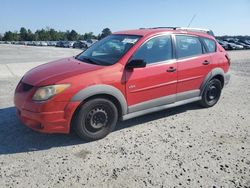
<box><xmin>14</xmin><ymin>27</ymin><xmax>230</xmax><ymax>141</ymax></box>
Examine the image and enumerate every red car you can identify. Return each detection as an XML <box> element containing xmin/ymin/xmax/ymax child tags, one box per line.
<box><xmin>14</xmin><ymin>27</ymin><xmax>230</xmax><ymax>141</ymax></box>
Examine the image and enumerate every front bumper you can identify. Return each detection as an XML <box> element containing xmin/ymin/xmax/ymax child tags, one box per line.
<box><xmin>14</xmin><ymin>80</ymin><xmax>81</xmax><ymax>134</ymax></box>
<box><xmin>16</xmin><ymin>101</ymin><xmax>80</xmax><ymax>134</ymax></box>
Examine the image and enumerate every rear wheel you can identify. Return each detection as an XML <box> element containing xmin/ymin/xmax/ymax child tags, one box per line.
<box><xmin>74</xmin><ymin>98</ymin><xmax>118</xmax><ymax>141</ymax></box>
<box><xmin>200</xmin><ymin>79</ymin><xmax>222</xmax><ymax>108</ymax></box>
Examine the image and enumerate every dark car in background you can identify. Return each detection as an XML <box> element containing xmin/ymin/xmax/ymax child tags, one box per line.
<box><xmin>234</xmin><ymin>41</ymin><xmax>250</xmax><ymax>49</ymax></box>
<box><xmin>56</xmin><ymin>41</ymin><xmax>66</xmax><ymax>48</ymax></box>
<box><xmin>216</xmin><ymin>37</ymin><xmax>250</xmax><ymax>50</ymax></box>
<box><xmin>73</xmin><ymin>41</ymin><xmax>88</xmax><ymax>49</ymax></box>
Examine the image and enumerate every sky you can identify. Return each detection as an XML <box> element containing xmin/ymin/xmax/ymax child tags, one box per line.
<box><xmin>0</xmin><ymin>0</ymin><xmax>250</xmax><ymax>36</ymax></box>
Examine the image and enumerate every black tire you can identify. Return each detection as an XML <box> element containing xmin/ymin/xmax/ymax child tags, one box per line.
<box><xmin>74</xmin><ymin>98</ymin><xmax>118</xmax><ymax>141</ymax></box>
<box><xmin>200</xmin><ymin>79</ymin><xmax>222</xmax><ymax>108</ymax></box>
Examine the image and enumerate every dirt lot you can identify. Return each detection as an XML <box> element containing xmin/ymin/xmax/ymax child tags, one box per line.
<box><xmin>0</xmin><ymin>45</ymin><xmax>249</xmax><ymax>187</ymax></box>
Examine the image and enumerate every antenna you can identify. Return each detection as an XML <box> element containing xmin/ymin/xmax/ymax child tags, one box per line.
<box><xmin>187</xmin><ymin>14</ymin><xmax>196</xmax><ymax>27</ymax></box>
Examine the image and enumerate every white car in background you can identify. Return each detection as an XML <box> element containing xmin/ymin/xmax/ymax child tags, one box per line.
<box><xmin>39</xmin><ymin>41</ymin><xmax>48</xmax><ymax>46</ymax></box>
<box><xmin>82</xmin><ymin>39</ymin><xmax>98</xmax><ymax>48</ymax></box>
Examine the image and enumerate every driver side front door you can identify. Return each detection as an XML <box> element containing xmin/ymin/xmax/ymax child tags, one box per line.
<box><xmin>125</xmin><ymin>35</ymin><xmax>177</xmax><ymax>113</ymax></box>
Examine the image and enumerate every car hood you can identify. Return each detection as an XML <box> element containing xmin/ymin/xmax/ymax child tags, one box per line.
<box><xmin>22</xmin><ymin>57</ymin><xmax>103</xmax><ymax>86</ymax></box>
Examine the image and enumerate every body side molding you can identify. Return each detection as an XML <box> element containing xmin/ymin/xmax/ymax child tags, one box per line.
<box><xmin>123</xmin><ymin>96</ymin><xmax>201</xmax><ymax>120</ymax></box>
<box><xmin>71</xmin><ymin>84</ymin><xmax>128</xmax><ymax>115</ymax></box>
<box><xmin>128</xmin><ymin>89</ymin><xmax>200</xmax><ymax>113</ymax></box>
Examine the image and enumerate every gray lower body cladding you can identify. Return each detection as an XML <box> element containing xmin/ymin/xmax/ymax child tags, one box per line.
<box><xmin>122</xmin><ymin>89</ymin><xmax>201</xmax><ymax>121</ymax></box>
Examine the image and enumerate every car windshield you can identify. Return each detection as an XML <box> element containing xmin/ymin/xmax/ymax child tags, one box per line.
<box><xmin>76</xmin><ymin>34</ymin><xmax>141</xmax><ymax>66</ymax></box>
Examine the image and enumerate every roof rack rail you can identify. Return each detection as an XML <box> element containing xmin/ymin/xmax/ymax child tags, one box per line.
<box><xmin>176</xmin><ymin>27</ymin><xmax>215</xmax><ymax>36</ymax></box>
<box><xmin>139</xmin><ymin>27</ymin><xmax>180</xmax><ymax>30</ymax></box>
<box><xmin>139</xmin><ymin>27</ymin><xmax>215</xmax><ymax>36</ymax></box>
<box><xmin>177</xmin><ymin>27</ymin><xmax>209</xmax><ymax>32</ymax></box>
<box><xmin>151</xmin><ymin>27</ymin><xmax>180</xmax><ymax>30</ymax></box>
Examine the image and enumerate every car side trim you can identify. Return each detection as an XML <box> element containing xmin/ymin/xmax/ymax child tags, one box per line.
<box><xmin>123</xmin><ymin>96</ymin><xmax>201</xmax><ymax>121</ymax></box>
<box><xmin>176</xmin><ymin>89</ymin><xmax>200</xmax><ymax>101</ymax></box>
<box><xmin>128</xmin><ymin>89</ymin><xmax>200</xmax><ymax>114</ymax></box>
<box><xmin>128</xmin><ymin>94</ymin><xmax>176</xmax><ymax>113</ymax></box>
<box><xmin>71</xmin><ymin>84</ymin><xmax>128</xmax><ymax>115</ymax></box>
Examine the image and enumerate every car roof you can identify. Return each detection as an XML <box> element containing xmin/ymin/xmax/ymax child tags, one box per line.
<box><xmin>114</xmin><ymin>28</ymin><xmax>215</xmax><ymax>39</ymax></box>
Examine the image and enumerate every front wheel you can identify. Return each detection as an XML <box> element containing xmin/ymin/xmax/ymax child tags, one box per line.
<box><xmin>200</xmin><ymin>79</ymin><xmax>222</xmax><ymax>108</ymax></box>
<box><xmin>74</xmin><ymin>98</ymin><xmax>118</xmax><ymax>141</ymax></box>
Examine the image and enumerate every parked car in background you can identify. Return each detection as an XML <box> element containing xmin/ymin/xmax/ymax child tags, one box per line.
<box><xmin>244</xmin><ymin>40</ymin><xmax>250</xmax><ymax>45</ymax></box>
<box><xmin>217</xmin><ymin>40</ymin><xmax>244</xmax><ymax>50</ymax></box>
<box><xmin>84</xmin><ymin>39</ymin><xmax>98</xmax><ymax>47</ymax></box>
<box><xmin>39</xmin><ymin>41</ymin><xmax>48</xmax><ymax>46</ymax></box>
<box><xmin>56</xmin><ymin>41</ymin><xmax>73</xmax><ymax>48</ymax></box>
<box><xmin>234</xmin><ymin>41</ymin><xmax>250</xmax><ymax>49</ymax></box>
<box><xmin>47</xmin><ymin>41</ymin><xmax>57</xmax><ymax>46</ymax></box>
<box><xmin>56</xmin><ymin>41</ymin><xmax>65</xmax><ymax>47</ymax></box>
<box><xmin>87</xmin><ymin>39</ymin><xmax>98</xmax><ymax>44</ymax></box>
<box><xmin>228</xmin><ymin>42</ymin><xmax>244</xmax><ymax>50</ymax></box>
<box><xmin>27</xmin><ymin>41</ymin><xmax>34</xmax><ymax>46</ymax></box>
<box><xmin>19</xmin><ymin>41</ymin><xmax>28</xmax><ymax>45</ymax></box>
<box><xmin>73</xmin><ymin>41</ymin><xmax>88</xmax><ymax>49</ymax></box>
<box><xmin>217</xmin><ymin>40</ymin><xmax>230</xmax><ymax>50</ymax></box>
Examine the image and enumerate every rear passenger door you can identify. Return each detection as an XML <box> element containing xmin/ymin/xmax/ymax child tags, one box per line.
<box><xmin>175</xmin><ymin>35</ymin><xmax>212</xmax><ymax>97</ymax></box>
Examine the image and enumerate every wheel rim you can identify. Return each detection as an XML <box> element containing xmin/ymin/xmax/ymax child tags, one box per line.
<box><xmin>85</xmin><ymin>105</ymin><xmax>110</xmax><ymax>134</ymax></box>
<box><xmin>206</xmin><ymin>84</ymin><xmax>219</xmax><ymax>102</ymax></box>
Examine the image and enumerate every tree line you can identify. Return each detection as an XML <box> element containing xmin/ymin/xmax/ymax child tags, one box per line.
<box><xmin>0</xmin><ymin>27</ymin><xmax>112</xmax><ymax>41</ymax></box>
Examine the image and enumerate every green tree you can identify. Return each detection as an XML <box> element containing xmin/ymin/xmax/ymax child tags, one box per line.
<box><xmin>3</xmin><ymin>31</ymin><xmax>13</xmax><ymax>41</ymax></box>
<box><xmin>83</xmin><ymin>32</ymin><xmax>94</xmax><ymax>40</ymax></box>
<box><xmin>57</xmin><ymin>31</ymin><xmax>67</xmax><ymax>41</ymax></box>
<box><xmin>67</xmin><ymin>30</ymin><xmax>78</xmax><ymax>41</ymax></box>
<box><xmin>2</xmin><ymin>27</ymin><xmax>101</xmax><ymax>41</ymax></box>
<box><xmin>26</xmin><ymin>29</ymin><xmax>35</xmax><ymax>41</ymax></box>
<box><xmin>20</xmin><ymin>27</ymin><xmax>28</xmax><ymax>41</ymax></box>
<box><xmin>78</xmin><ymin>34</ymin><xmax>85</xmax><ymax>40</ymax></box>
<box><xmin>48</xmin><ymin>28</ymin><xmax>58</xmax><ymax>41</ymax></box>
<box><xmin>99</xmin><ymin>28</ymin><xmax>112</xmax><ymax>39</ymax></box>
<box><xmin>35</xmin><ymin>29</ymin><xmax>50</xmax><ymax>41</ymax></box>
<box><xmin>3</xmin><ymin>31</ymin><xmax>18</xmax><ymax>41</ymax></box>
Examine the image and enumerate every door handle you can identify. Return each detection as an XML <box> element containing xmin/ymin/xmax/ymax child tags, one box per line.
<box><xmin>202</xmin><ymin>60</ymin><xmax>210</xmax><ymax>65</ymax></box>
<box><xmin>166</xmin><ymin>67</ymin><xmax>176</xmax><ymax>72</ymax></box>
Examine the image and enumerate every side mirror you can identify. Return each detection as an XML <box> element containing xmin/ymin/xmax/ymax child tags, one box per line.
<box><xmin>126</xmin><ymin>59</ymin><xmax>146</xmax><ymax>69</ymax></box>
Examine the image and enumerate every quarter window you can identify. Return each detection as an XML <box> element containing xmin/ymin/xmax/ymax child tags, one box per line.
<box><xmin>132</xmin><ymin>35</ymin><xmax>173</xmax><ymax>64</ymax></box>
<box><xmin>202</xmin><ymin>38</ymin><xmax>216</xmax><ymax>53</ymax></box>
<box><xmin>176</xmin><ymin>35</ymin><xmax>203</xmax><ymax>59</ymax></box>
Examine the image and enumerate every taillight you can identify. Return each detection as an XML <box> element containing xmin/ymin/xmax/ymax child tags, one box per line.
<box><xmin>225</xmin><ymin>54</ymin><xmax>231</xmax><ymax>66</ymax></box>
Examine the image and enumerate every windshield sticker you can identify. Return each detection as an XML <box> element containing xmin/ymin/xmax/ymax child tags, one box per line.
<box><xmin>122</xmin><ymin>38</ymin><xmax>138</xmax><ymax>44</ymax></box>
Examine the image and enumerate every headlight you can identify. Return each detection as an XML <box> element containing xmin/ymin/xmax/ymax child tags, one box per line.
<box><xmin>32</xmin><ymin>84</ymin><xmax>70</xmax><ymax>101</ymax></box>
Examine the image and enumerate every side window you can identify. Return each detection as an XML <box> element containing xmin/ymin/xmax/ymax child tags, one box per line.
<box><xmin>176</xmin><ymin>35</ymin><xmax>203</xmax><ymax>59</ymax></box>
<box><xmin>132</xmin><ymin>35</ymin><xmax>173</xmax><ymax>64</ymax></box>
<box><xmin>202</xmin><ymin>38</ymin><xmax>216</xmax><ymax>53</ymax></box>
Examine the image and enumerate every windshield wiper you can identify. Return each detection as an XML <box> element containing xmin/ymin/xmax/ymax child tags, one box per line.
<box><xmin>76</xmin><ymin>56</ymin><xmax>100</xmax><ymax>65</ymax></box>
<box><xmin>84</xmin><ymin>57</ymin><xmax>100</xmax><ymax>65</ymax></box>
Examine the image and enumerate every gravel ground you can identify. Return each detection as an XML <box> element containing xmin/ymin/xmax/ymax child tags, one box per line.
<box><xmin>0</xmin><ymin>45</ymin><xmax>249</xmax><ymax>188</ymax></box>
